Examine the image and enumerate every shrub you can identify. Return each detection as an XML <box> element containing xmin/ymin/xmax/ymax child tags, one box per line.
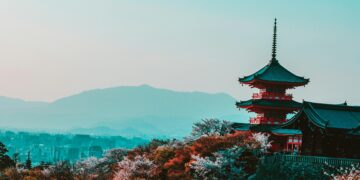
<box><xmin>256</xmin><ymin>158</ymin><xmax>328</xmax><ymax>180</ymax></box>
<box><xmin>324</xmin><ymin>163</ymin><xmax>360</xmax><ymax>180</ymax></box>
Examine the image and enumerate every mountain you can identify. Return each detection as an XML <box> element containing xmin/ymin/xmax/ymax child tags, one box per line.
<box><xmin>0</xmin><ymin>85</ymin><xmax>248</xmax><ymax>138</ymax></box>
<box><xmin>0</xmin><ymin>96</ymin><xmax>47</xmax><ymax>110</ymax></box>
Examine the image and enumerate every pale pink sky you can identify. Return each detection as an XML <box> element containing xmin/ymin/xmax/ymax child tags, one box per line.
<box><xmin>0</xmin><ymin>1</ymin><xmax>359</xmax><ymax>104</ymax></box>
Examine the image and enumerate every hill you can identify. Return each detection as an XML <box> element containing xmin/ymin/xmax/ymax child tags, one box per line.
<box><xmin>0</xmin><ymin>85</ymin><xmax>248</xmax><ymax>138</ymax></box>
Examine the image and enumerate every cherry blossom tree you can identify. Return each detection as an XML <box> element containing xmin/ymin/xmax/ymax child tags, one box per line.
<box><xmin>104</xmin><ymin>148</ymin><xmax>128</xmax><ymax>163</ymax></box>
<box><xmin>324</xmin><ymin>163</ymin><xmax>360</xmax><ymax>179</ymax></box>
<box><xmin>74</xmin><ymin>157</ymin><xmax>103</xmax><ymax>178</ymax></box>
<box><xmin>114</xmin><ymin>155</ymin><xmax>157</xmax><ymax>180</ymax></box>
<box><xmin>250</xmin><ymin>132</ymin><xmax>272</xmax><ymax>152</ymax></box>
<box><xmin>190</xmin><ymin>146</ymin><xmax>249</xmax><ymax>179</ymax></box>
<box><xmin>190</xmin><ymin>155</ymin><xmax>221</xmax><ymax>179</ymax></box>
<box><xmin>190</xmin><ymin>119</ymin><xmax>233</xmax><ymax>140</ymax></box>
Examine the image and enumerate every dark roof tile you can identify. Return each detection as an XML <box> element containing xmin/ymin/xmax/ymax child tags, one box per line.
<box><xmin>236</xmin><ymin>99</ymin><xmax>302</xmax><ymax>109</ymax></box>
<box><xmin>283</xmin><ymin>101</ymin><xmax>360</xmax><ymax>133</ymax></box>
<box><xmin>239</xmin><ymin>60</ymin><xmax>309</xmax><ymax>85</ymax></box>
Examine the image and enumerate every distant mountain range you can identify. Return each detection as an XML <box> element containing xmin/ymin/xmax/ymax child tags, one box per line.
<box><xmin>0</xmin><ymin>85</ymin><xmax>248</xmax><ymax>138</ymax></box>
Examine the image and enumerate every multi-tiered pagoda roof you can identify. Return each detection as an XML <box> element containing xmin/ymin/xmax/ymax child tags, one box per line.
<box><xmin>237</xmin><ymin>19</ymin><xmax>308</xmax><ymax>116</ymax></box>
<box><xmin>239</xmin><ymin>59</ymin><xmax>309</xmax><ymax>88</ymax></box>
<box><xmin>236</xmin><ymin>99</ymin><xmax>302</xmax><ymax>111</ymax></box>
<box><xmin>239</xmin><ymin>18</ymin><xmax>309</xmax><ymax>89</ymax></box>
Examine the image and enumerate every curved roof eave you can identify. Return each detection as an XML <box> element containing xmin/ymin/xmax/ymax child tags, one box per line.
<box><xmin>239</xmin><ymin>78</ymin><xmax>310</xmax><ymax>86</ymax></box>
<box><xmin>239</xmin><ymin>61</ymin><xmax>309</xmax><ymax>85</ymax></box>
<box><xmin>282</xmin><ymin>101</ymin><xmax>336</xmax><ymax>129</ymax></box>
<box><xmin>302</xmin><ymin>103</ymin><xmax>328</xmax><ymax>128</ymax></box>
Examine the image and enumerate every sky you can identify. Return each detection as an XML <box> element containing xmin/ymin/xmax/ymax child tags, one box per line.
<box><xmin>0</xmin><ymin>0</ymin><xmax>359</xmax><ymax>104</ymax></box>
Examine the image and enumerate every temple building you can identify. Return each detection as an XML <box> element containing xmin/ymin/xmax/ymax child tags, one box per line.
<box><xmin>233</xmin><ymin>19</ymin><xmax>360</xmax><ymax>158</ymax></box>
<box><xmin>281</xmin><ymin>101</ymin><xmax>360</xmax><ymax>158</ymax></box>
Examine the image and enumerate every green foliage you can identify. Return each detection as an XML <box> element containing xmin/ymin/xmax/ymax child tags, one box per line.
<box><xmin>0</xmin><ymin>142</ymin><xmax>15</xmax><ymax>171</ymax></box>
<box><xmin>25</xmin><ymin>151</ymin><xmax>32</xmax><ymax>169</ymax></box>
<box><xmin>104</xmin><ymin>148</ymin><xmax>128</xmax><ymax>163</ymax></box>
<box><xmin>255</xmin><ymin>157</ymin><xmax>328</xmax><ymax>180</ymax></box>
<box><xmin>191</xmin><ymin>146</ymin><xmax>251</xmax><ymax>179</ymax></box>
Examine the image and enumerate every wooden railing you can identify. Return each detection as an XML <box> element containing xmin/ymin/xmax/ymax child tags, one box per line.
<box><xmin>252</xmin><ymin>92</ymin><xmax>292</xmax><ymax>100</ymax></box>
<box><xmin>249</xmin><ymin>117</ymin><xmax>261</xmax><ymax>124</ymax></box>
<box><xmin>264</xmin><ymin>155</ymin><xmax>360</xmax><ymax>167</ymax></box>
<box><xmin>249</xmin><ymin>117</ymin><xmax>285</xmax><ymax>124</ymax></box>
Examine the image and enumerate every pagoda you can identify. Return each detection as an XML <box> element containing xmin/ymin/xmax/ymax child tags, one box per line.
<box><xmin>236</xmin><ymin>19</ymin><xmax>309</xmax><ymax>125</ymax></box>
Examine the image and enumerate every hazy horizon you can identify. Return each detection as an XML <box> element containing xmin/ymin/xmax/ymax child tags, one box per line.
<box><xmin>0</xmin><ymin>84</ymin><xmax>234</xmax><ymax>103</ymax></box>
<box><xmin>0</xmin><ymin>1</ymin><xmax>359</xmax><ymax>104</ymax></box>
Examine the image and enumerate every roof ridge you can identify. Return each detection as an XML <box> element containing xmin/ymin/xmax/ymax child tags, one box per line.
<box><xmin>303</xmin><ymin>101</ymin><xmax>360</xmax><ymax>111</ymax></box>
<box><xmin>283</xmin><ymin>101</ymin><xmax>360</xmax><ymax>131</ymax></box>
<box><xmin>305</xmin><ymin>102</ymin><xmax>329</xmax><ymax>128</ymax></box>
<box><xmin>281</xmin><ymin>108</ymin><xmax>303</xmax><ymax>127</ymax></box>
<box><xmin>272</xmin><ymin>61</ymin><xmax>309</xmax><ymax>80</ymax></box>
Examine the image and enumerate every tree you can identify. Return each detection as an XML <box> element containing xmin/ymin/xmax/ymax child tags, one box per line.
<box><xmin>250</xmin><ymin>133</ymin><xmax>272</xmax><ymax>153</ymax></box>
<box><xmin>25</xmin><ymin>151</ymin><xmax>32</xmax><ymax>169</ymax></box>
<box><xmin>190</xmin><ymin>146</ymin><xmax>252</xmax><ymax>179</ymax></box>
<box><xmin>53</xmin><ymin>161</ymin><xmax>74</xmax><ymax>180</ymax></box>
<box><xmin>256</xmin><ymin>159</ymin><xmax>328</xmax><ymax>180</ymax></box>
<box><xmin>74</xmin><ymin>157</ymin><xmax>103</xmax><ymax>179</ymax></box>
<box><xmin>189</xmin><ymin>119</ymin><xmax>233</xmax><ymax>140</ymax></box>
<box><xmin>324</xmin><ymin>163</ymin><xmax>360</xmax><ymax>180</ymax></box>
<box><xmin>0</xmin><ymin>142</ymin><xmax>15</xmax><ymax>171</ymax></box>
<box><xmin>3</xmin><ymin>167</ymin><xmax>23</xmax><ymax>180</ymax></box>
<box><xmin>104</xmin><ymin>148</ymin><xmax>128</xmax><ymax>163</ymax></box>
<box><xmin>12</xmin><ymin>152</ymin><xmax>19</xmax><ymax>166</ymax></box>
<box><xmin>163</xmin><ymin>147</ymin><xmax>192</xmax><ymax>179</ymax></box>
<box><xmin>114</xmin><ymin>155</ymin><xmax>157</xmax><ymax>180</ymax></box>
<box><xmin>190</xmin><ymin>155</ymin><xmax>221</xmax><ymax>180</ymax></box>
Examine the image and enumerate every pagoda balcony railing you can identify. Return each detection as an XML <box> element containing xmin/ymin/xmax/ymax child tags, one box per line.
<box><xmin>252</xmin><ymin>92</ymin><xmax>292</xmax><ymax>100</ymax></box>
<box><xmin>249</xmin><ymin>117</ymin><xmax>286</xmax><ymax>124</ymax></box>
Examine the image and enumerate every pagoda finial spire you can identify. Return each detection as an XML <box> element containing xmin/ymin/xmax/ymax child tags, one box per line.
<box><xmin>271</xmin><ymin>18</ymin><xmax>277</xmax><ymax>62</ymax></box>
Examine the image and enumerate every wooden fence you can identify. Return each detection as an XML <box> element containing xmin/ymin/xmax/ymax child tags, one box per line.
<box><xmin>264</xmin><ymin>155</ymin><xmax>360</xmax><ymax>167</ymax></box>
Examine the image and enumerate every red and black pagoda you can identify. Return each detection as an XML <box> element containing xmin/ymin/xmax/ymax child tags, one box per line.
<box><xmin>233</xmin><ymin>19</ymin><xmax>360</xmax><ymax>157</ymax></box>
<box><xmin>236</xmin><ymin>19</ymin><xmax>309</xmax><ymax>125</ymax></box>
